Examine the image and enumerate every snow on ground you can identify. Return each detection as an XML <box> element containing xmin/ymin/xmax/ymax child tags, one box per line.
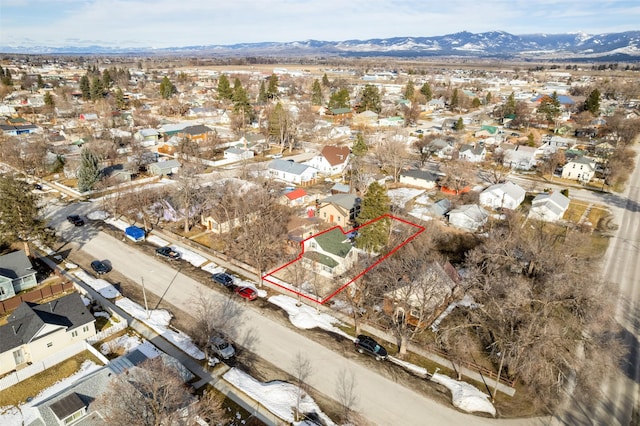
<box><xmin>201</xmin><ymin>261</ymin><xmax>225</xmax><ymax>275</ymax></box>
<box><xmin>268</xmin><ymin>295</ymin><xmax>352</xmax><ymax>340</ymax></box>
<box><xmin>388</xmin><ymin>188</ymin><xmax>424</xmax><ymax>208</ymax></box>
<box><xmin>99</xmin><ymin>333</ymin><xmax>161</xmax><ymax>359</ymax></box>
<box><xmin>431</xmin><ymin>294</ymin><xmax>478</xmax><ymax>332</ymax></box>
<box><xmin>105</xmin><ymin>217</ymin><xmax>131</xmax><ymax>231</ymax></box>
<box><xmin>223</xmin><ymin>368</ymin><xmax>336</xmax><ymax>426</ymax></box>
<box><xmin>170</xmin><ymin>245</ymin><xmax>207</xmax><ymax>267</ymax></box>
<box><xmin>414</xmin><ymin>193</ymin><xmax>432</xmax><ymax>205</ymax></box>
<box><xmin>93</xmin><ymin>311</ymin><xmax>110</xmax><ymax>319</ymax></box>
<box><xmin>388</xmin><ymin>356</ymin><xmax>428</xmax><ymax>378</ymax></box>
<box><xmin>73</xmin><ymin>270</ymin><xmax>121</xmax><ymax>298</ymax></box>
<box><xmin>115</xmin><ymin>298</ymin><xmax>205</xmax><ymax>360</ymax></box>
<box><xmin>87</xmin><ymin>210</ymin><xmax>109</xmax><ymax>221</ymax></box>
<box><xmin>80</xmin><ymin>294</ymin><xmax>91</xmax><ymax>306</ymax></box>
<box><xmin>235</xmin><ymin>277</ymin><xmax>268</xmax><ymax>298</ymax></box>
<box><xmin>0</xmin><ymin>361</ymin><xmax>102</xmax><ymax>426</ymax></box>
<box><xmin>408</xmin><ymin>205</ymin><xmax>434</xmax><ymax>222</ymax></box>
<box><xmin>146</xmin><ymin>235</ymin><xmax>170</xmax><ymax>247</ymax></box>
<box><xmin>431</xmin><ymin>373</ymin><xmax>496</xmax><ymax>416</ymax></box>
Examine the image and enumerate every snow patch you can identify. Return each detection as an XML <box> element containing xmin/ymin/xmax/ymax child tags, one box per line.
<box><xmin>87</xmin><ymin>210</ymin><xmax>109</xmax><ymax>220</ymax></box>
<box><xmin>432</xmin><ymin>373</ymin><xmax>496</xmax><ymax>416</ymax></box>
<box><xmin>73</xmin><ymin>270</ymin><xmax>121</xmax><ymax>298</ymax></box>
<box><xmin>100</xmin><ymin>333</ymin><xmax>161</xmax><ymax>359</ymax></box>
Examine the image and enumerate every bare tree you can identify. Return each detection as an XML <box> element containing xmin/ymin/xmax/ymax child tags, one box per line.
<box><xmin>291</xmin><ymin>351</ymin><xmax>313</xmax><ymax>421</ymax></box>
<box><xmin>95</xmin><ymin>357</ymin><xmax>224</xmax><ymax>426</ymax></box>
<box><xmin>335</xmin><ymin>367</ymin><xmax>359</xmax><ymax>423</ymax></box>
<box><xmin>439</xmin><ymin>159</ymin><xmax>476</xmax><ymax>194</ymax></box>
<box><xmin>173</xmin><ymin>164</ymin><xmax>205</xmax><ymax>233</ymax></box>
<box><xmin>374</xmin><ymin>136</ymin><xmax>408</xmax><ymax>182</ymax></box>
<box><xmin>190</xmin><ymin>290</ymin><xmax>241</xmax><ymax>357</ymax></box>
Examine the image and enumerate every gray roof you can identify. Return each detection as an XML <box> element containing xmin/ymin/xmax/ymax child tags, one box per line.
<box><xmin>269</xmin><ymin>159</ymin><xmax>314</xmax><ymax>176</ymax></box>
<box><xmin>0</xmin><ymin>249</ymin><xmax>35</xmax><ymax>280</ymax></box>
<box><xmin>319</xmin><ymin>193</ymin><xmax>359</xmax><ymax>210</ymax></box>
<box><xmin>148</xmin><ymin>159</ymin><xmax>180</xmax><ymax>171</ymax></box>
<box><xmin>532</xmin><ymin>191</ymin><xmax>570</xmax><ymax>215</ymax></box>
<box><xmin>0</xmin><ymin>292</ymin><xmax>95</xmax><ymax>353</ymax></box>
<box><xmin>49</xmin><ymin>392</ymin><xmax>86</xmax><ymax>420</ymax></box>
<box><xmin>482</xmin><ymin>181</ymin><xmax>525</xmax><ymax>201</ymax></box>
<box><xmin>400</xmin><ymin>169</ymin><xmax>439</xmax><ymax>182</ymax></box>
<box><xmin>181</xmin><ymin>124</ymin><xmax>212</xmax><ymax>135</ymax></box>
<box><xmin>430</xmin><ymin>198</ymin><xmax>452</xmax><ymax>216</ymax></box>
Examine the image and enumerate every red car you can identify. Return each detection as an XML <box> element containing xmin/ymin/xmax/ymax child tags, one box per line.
<box><xmin>235</xmin><ymin>286</ymin><xmax>257</xmax><ymax>301</ymax></box>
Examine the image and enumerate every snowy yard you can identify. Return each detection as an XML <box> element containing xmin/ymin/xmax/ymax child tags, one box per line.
<box><xmin>99</xmin><ymin>333</ymin><xmax>161</xmax><ymax>359</ymax></box>
<box><xmin>388</xmin><ymin>188</ymin><xmax>425</xmax><ymax>208</ymax></box>
<box><xmin>73</xmin><ymin>270</ymin><xmax>121</xmax><ymax>298</ymax></box>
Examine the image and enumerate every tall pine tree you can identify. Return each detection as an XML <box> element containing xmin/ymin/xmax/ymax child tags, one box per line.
<box><xmin>159</xmin><ymin>76</ymin><xmax>175</xmax><ymax>99</ymax></box>
<box><xmin>77</xmin><ymin>148</ymin><xmax>101</xmax><ymax>192</ymax></box>
<box><xmin>420</xmin><ymin>82</ymin><xmax>432</xmax><ymax>101</ymax></box>
<box><xmin>267</xmin><ymin>74</ymin><xmax>279</xmax><ymax>100</ymax></box>
<box><xmin>217</xmin><ymin>74</ymin><xmax>232</xmax><ymax>100</ymax></box>
<box><xmin>356</xmin><ymin>84</ymin><xmax>381</xmax><ymax>113</ymax></box>
<box><xmin>79</xmin><ymin>75</ymin><xmax>91</xmax><ymax>100</ymax></box>
<box><xmin>584</xmin><ymin>89</ymin><xmax>601</xmax><ymax>115</ymax></box>
<box><xmin>355</xmin><ymin>182</ymin><xmax>391</xmax><ymax>253</ymax></box>
<box><xmin>404</xmin><ymin>80</ymin><xmax>415</xmax><ymax>100</ymax></box>
<box><xmin>311</xmin><ymin>79</ymin><xmax>323</xmax><ymax>106</ymax></box>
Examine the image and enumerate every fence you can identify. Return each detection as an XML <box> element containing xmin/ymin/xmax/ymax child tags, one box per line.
<box><xmin>86</xmin><ymin>319</ymin><xmax>128</xmax><ymax>344</ymax></box>
<box><xmin>0</xmin><ymin>281</ymin><xmax>75</xmax><ymax>315</ymax></box>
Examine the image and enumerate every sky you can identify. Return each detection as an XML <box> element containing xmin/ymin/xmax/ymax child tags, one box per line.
<box><xmin>0</xmin><ymin>0</ymin><xmax>638</xmax><ymax>48</ymax></box>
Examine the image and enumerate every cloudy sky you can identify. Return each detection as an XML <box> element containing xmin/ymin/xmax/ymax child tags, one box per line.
<box><xmin>1</xmin><ymin>0</ymin><xmax>638</xmax><ymax>48</ymax></box>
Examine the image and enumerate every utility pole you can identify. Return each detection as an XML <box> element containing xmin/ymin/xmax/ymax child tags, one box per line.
<box><xmin>141</xmin><ymin>276</ymin><xmax>150</xmax><ymax>319</ymax></box>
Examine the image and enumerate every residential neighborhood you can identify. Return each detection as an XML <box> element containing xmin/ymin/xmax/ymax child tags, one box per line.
<box><xmin>0</xmin><ymin>51</ymin><xmax>638</xmax><ymax>426</ymax></box>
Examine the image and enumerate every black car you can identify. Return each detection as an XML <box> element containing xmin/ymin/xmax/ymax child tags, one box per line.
<box><xmin>155</xmin><ymin>246</ymin><xmax>181</xmax><ymax>260</ymax></box>
<box><xmin>90</xmin><ymin>260</ymin><xmax>111</xmax><ymax>275</ymax></box>
<box><xmin>67</xmin><ymin>215</ymin><xmax>85</xmax><ymax>226</ymax></box>
<box><xmin>211</xmin><ymin>272</ymin><xmax>234</xmax><ymax>287</ymax></box>
<box><xmin>354</xmin><ymin>335</ymin><xmax>388</xmax><ymax>361</ymax></box>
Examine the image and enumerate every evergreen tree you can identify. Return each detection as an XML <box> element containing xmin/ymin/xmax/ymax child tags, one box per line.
<box><xmin>356</xmin><ymin>84</ymin><xmax>381</xmax><ymax>113</ymax></box>
<box><xmin>454</xmin><ymin>117</ymin><xmax>464</xmax><ymax>131</ymax></box>
<box><xmin>44</xmin><ymin>91</ymin><xmax>55</xmax><ymax>109</ymax></box>
<box><xmin>115</xmin><ymin>88</ymin><xmax>126</xmax><ymax>110</ymax></box>
<box><xmin>355</xmin><ymin>182</ymin><xmax>391</xmax><ymax>253</ymax></box>
<box><xmin>485</xmin><ymin>92</ymin><xmax>492</xmax><ymax>104</ymax></box>
<box><xmin>79</xmin><ymin>75</ymin><xmax>91</xmax><ymax>100</ymax></box>
<box><xmin>232</xmin><ymin>81</ymin><xmax>252</xmax><ymax>122</ymax></box>
<box><xmin>351</xmin><ymin>133</ymin><xmax>368</xmax><ymax>156</ymax></box>
<box><xmin>0</xmin><ymin>175</ymin><xmax>54</xmax><ymax>255</ymax></box>
<box><xmin>1</xmin><ymin>67</ymin><xmax>12</xmax><ymax>86</ymax></box>
<box><xmin>322</xmin><ymin>73</ymin><xmax>330</xmax><ymax>87</ymax></box>
<box><xmin>102</xmin><ymin>69</ymin><xmax>112</xmax><ymax>89</ymax></box>
<box><xmin>90</xmin><ymin>75</ymin><xmax>104</xmax><ymax>101</ymax></box>
<box><xmin>77</xmin><ymin>148</ymin><xmax>101</xmax><ymax>192</ymax></box>
<box><xmin>420</xmin><ymin>82</ymin><xmax>432</xmax><ymax>101</ymax></box>
<box><xmin>450</xmin><ymin>88</ymin><xmax>459</xmax><ymax>110</ymax></box>
<box><xmin>258</xmin><ymin>80</ymin><xmax>268</xmax><ymax>104</ymax></box>
<box><xmin>37</xmin><ymin>74</ymin><xmax>44</xmax><ymax>89</ymax></box>
<box><xmin>267</xmin><ymin>74</ymin><xmax>279</xmax><ymax>100</ymax></box>
<box><xmin>504</xmin><ymin>92</ymin><xmax>516</xmax><ymax>116</ymax></box>
<box><xmin>217</xmin><ymin>74</ymin><xmax>232</xmax><ymax>100</ymax></box>
<box><xmin>584</xmin><ymin>88</ymin><xmax>601</xmax><ymax>115</ymax></box>
<box><xmin>404</xmin><ymin>79</ymin><xmax>415</xmax><ymax>100</ymax></box>
<box><xmin>159</xmin><ymin>76</ymin><xmax>175</xmax><ymax>100</ymax></box>
<box><xmin>328</xmin><ymin>88</ymin><xmax>350</xmax><ymax>110</ymax></box>
<box><xmin>538</xmin><ymin>92</ymin><xmax>561</xmax><ymax>123</ymax></box>
<box><xmin>311</xmin><ymin>79</ymin><xmax>323</xmax><ymax>106</ymax></box>
<box><xmin>472</xmin><ymin>97</ymin><xmax>481</xmax><ymax>108</ymax></box>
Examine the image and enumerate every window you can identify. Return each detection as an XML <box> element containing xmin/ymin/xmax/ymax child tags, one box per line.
<box><xmin>0</xmin><ymin>287</ymin><xmax>5</xmax><ymax>296</ymax></box>
<box><xmin>82</xmin><ymin>325</ymin><xmax>90</xmax><ymax>333</ymax></box>
<box><xmin>63</xmin><ymin>408</ymin><xmax>86</xmax><ymax>425</ymax></box>
<box><xmin>47</xmin><ymin>342</ymin><xmax>53</xmax><ymax>348</ymax></box>
<box><xmin>71</xmin><ymin>330</ymin><xmax>78</xmax><ymax>338</ymax></box>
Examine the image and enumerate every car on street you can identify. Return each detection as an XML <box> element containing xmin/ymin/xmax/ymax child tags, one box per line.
<box><xmin>235</xmin><ymin>286</ymin><xmax>257</xmax><ymax>301</ymax></box>
<box><xmin>67</xmin><ymin>214</ymin><xmax>85</xmax><ymax>226</ymax></box>
<box><xmin>211</xmin><ymin>272</ymin><xmax>234</xmax><ymax>287</ymax></box>
<box><xmin>90</xmin><ymin>260</ymin><xmax>111</xmax><ymax>275</ymax></box>
<box><xmin>354</xmin><ymin>335</ymin><xmax>388</xmax><ymax>361</ymax></box>
<box><xmin>155</xmin><ymin>246</ymin><xmax>181</xmax><ymax>260</ymax></box>
<box><xmin>209</xmin><ymin>336</ymin><xmax>235</xmax><ymax>359</ymax></box>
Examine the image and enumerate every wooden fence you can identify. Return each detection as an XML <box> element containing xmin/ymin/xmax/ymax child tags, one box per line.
<box><xmin>0</xmin><ymin>281</ymin><xmax>75</xmax><ymax>315</ymax></box>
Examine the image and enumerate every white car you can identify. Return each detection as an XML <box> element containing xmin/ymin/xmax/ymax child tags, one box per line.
<box><xmin>210</xmin><ymin>336</ymin><xmax>235</xmax><ymax>359</ymax></box>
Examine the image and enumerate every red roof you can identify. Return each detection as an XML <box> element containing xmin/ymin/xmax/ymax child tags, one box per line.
<box><xmin>285</xmin><ymin>188</ymin><xmax>307</xmax><ymax>200</ymax></box>
<box><xmin>321</xmin><ymin>145</ymin><xmax>350</xmax><ymax>166</ymax></box>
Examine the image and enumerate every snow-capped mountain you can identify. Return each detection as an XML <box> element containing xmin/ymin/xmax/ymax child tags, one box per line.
<box><xmin>2</xmin><ymin>31</ymin><xmax>639</xmax><ymax>60</ymax></box>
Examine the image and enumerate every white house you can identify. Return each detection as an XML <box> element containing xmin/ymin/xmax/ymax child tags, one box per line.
<box><xmin>502</xmin><ymin>144</ymin><xmax>537</xmax><ymax>170</ymax></box>
<box><xmin>447</xmin><ymin>204</ymin><xmax>489</xmax><ymax>231</ymax></box>
<box><xmin>529</xmin><ymin>191</ymin><xmax>570</xmax><ymax>222</ymax></box>
<box><xmin>399</xmin><ymin>169</ymin><xmax>439</xmax><ymax>190</ymax></box>
<box><xmin>458</xmin><ymin>144</ymin><xmax>486</xmax><ymax>163</ymax></box>
<box><xmin>223</xmin><ymin>147</ymin><xmax>254</xmax><ymax>161</ymax></box>
<box><xmin>479</xmin><ymin>181</ymin><xmax>526</xmax><ymax>210</ymax></box>
<box><xmin>268</xmin><ymin>159</ymin><xmax>318</xmax><ymax>186</ymax></box>
<box><xmin>561</xmin><ymin>156</ymin><xmax>596</xmax><ymax>182</ymax></box>
<box><xmin>305</xmin><ymin>145</ymin><xmax>350</xmax><ymax>176</ymax></box>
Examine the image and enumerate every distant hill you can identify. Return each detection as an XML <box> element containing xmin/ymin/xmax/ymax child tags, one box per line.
<box><xmin>3</xmin><ymin>30</ymin><xmax>640</xmax><ymax>61</ymax></box>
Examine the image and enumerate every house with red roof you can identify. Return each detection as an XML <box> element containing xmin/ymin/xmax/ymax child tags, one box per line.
<box><xmin>280</xmin><ymin>188</ymin><xmax>309</xmax><ymax>207</ymax></box>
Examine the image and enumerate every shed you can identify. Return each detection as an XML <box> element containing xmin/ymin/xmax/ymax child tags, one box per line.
<box><xmin>125</xmin><ymin>226</ymin><xmax>145</xmax><ymax>242</ymax></box>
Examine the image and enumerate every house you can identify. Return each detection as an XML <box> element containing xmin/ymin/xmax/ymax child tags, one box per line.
<box><xmin>0</xmin><ymin>292</ymin><xmax>96</xmax><ymax>376</ymax></box>
<box><xmin>561</xmin><ymin>156</ymin><xmax>596</xmax><ymax>182</ymax></box>
<box><xmin>352</xmin><ymin>110</ymin><xmax>379</xmax><ymax>127</ymax></box>
<box><xmin>305</xmin><ymin>145</ymin><xmax>350</xmax><ymax>176</ymax></box>
<box><xmin>316</xmin><ymin>193</ymin><xmax>361</xmax><ymax>227</ymax></box>
<box><xmin>268</xmin><ymin>159</ymin><xmax>318</xmax><ymax>186</ymax></box>
<box><xmin>134</xmin><ymin>128</ymin><xmax>161</xmax><ymax>146</ymax></box>
<box><xmin>479</xmin><ymin>181</ymin><xmax>526</xmax><ymax>210</ymax></box>
<box><xmin>501</xmin><ymin>144</ymin><xmax>538</xmax><ymax>170</ymax></box>
<box><xmin>178</xmin><ymin>124</ymin><xmax>213</xmax><ymax>143</ymax></box>
<box><xmin>223</xmin><ymin>147</ymin><xmax>254</xmax><ymax>161</ymax></box>
<box><xmin>447</xmin><ymin>204</ymin><xmax>489</xmax><ymax>231</ymax></box>
<box><xmin>474</xmin><ymin>125</ymin><xmax>498</xmax><ymax>139</ymax></box>
<box><xmin>425</xmin><ymin>98</ymin><xmax>446</xmax><ymax>111</ymax></box>
<box><xmin>302</xmin><ymin>228</ymin><xmax>357</xmax><ymax>277</ymax></box>
<box><xmin>430</xmin><ymin>198</ymin><xmax>452</xmax><ymax>217</ymax></box>
<box><xmin>399</xmin><ymin>169</ymin><xmax>439</xmax><ymax>190</ymax></box>
<box><xmin>280</xmin><ymin>188</ymin><xmax>309</xmax><ymax>207</ymax></box>
<box><xmin>383</xmin><ymin>261</ymin><xmax>460</xmax><ymax>328</ymax></box>
<box><xmin>427</xmin><ymin>138</ymin><xmax>454</xmax><ymax>159</ymax></box>
<box><xmin>79</xmin><ymin>113</ymin><xmax>98</xmax><ymax>121</ymax></box>
<box><xmin>147</xmin><ymin>159</ymin><xmax>180</xmax><ymax>176</ymax></box>
<box><xmin>200</xmin><ymin>209</ymin><xmax>257</xmax><ymax>234</ymax></box>
<box><xmin>0</xmin><ymin>250</ymin><xmax>38</xmax><ymax>301</ymax></box>
<box><xmin>327</xmin><ymin>107</ymin><xmax>352</xmax><ymax>124</ymax></box>
<box><xmin>458</xmin><ymin>144</ymin><xmax>486</xmax><ymax>163</ymax></box>
<box><xmin>529</xmin><ymin>191</ymin><xmax>570</xmax><ymax>222</ymax></box>
<box><xmin>378</xmin><ymin>116</ymin><xmax>404</xmax><ymax>127</ymax></box>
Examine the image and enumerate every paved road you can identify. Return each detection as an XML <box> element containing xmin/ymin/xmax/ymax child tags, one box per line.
<box><xmin>50</xmin><ymin>203</ymin><xmax>541</xmax><ymax>426</ymax></box>
<box><xmin>550</xmin><ymin>144</ymin><xmax>640</xmax><ymax>426</ymax></box>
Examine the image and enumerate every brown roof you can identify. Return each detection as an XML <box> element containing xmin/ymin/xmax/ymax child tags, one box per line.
<box><xmin>321</xmin><ymin>145</ymin><xmax>350</xmax><ymax>166</ymax></box>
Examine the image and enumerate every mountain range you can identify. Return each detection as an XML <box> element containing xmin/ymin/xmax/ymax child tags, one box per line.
<box><xmin>2</xmin><ymin>31</ymin><xmax>640</xmax><ymax>60</ymax></box>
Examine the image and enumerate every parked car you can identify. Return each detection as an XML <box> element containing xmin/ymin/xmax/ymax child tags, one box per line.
<box><xmin>211</xmin><ymin>272</ymin><xmax>234</xmax><ymax>287</ymax></box>
<box><xmin>354</xmin><ymin>335</ymin><xmax>388</xmax><ymax>361</ymax></box>
<box><xmin>235</xmin><ymin>286</ymin><xmax>257</xmax><ymax>301</ymax></box>
<box><xmin>209</xmin><ymin>336</ymin><xmax>235</xmax><ymax>359</ymax></box>
<box><xmin>67</xmin><ymin>214</ymin><xmax>85</xmax><ymax>226</ymax></box>
<box><xmin>155</xmin><ymin>246</ymin><xmax>181</xmax><ymax>260</ymax></box>
<box><xmin>90</xmin><ymin>260</ymin><xmax>111</xmax><ymax>275</ymax></box>
<box><xmin>271</xmin><ymin>153</ymin><xmax>283</xmax><ymax>159</ymax></box>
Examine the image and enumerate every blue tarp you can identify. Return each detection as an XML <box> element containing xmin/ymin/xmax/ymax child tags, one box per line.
<box><xmin>125</xmin><ymin>226</ymin><xmax>145</xmax><ymax>242</ymax></box>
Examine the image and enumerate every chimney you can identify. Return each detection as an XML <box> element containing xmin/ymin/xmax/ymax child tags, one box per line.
<box><xmin>12</xmin><ymin>325</ymin><xmax>16</xmax><ymax>335</ymax></box>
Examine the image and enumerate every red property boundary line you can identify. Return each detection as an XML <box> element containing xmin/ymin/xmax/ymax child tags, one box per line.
<box><xmin>262</xmin><ymin>213</ymin><xmax>425</xmax><ymax>305</ymax></box>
